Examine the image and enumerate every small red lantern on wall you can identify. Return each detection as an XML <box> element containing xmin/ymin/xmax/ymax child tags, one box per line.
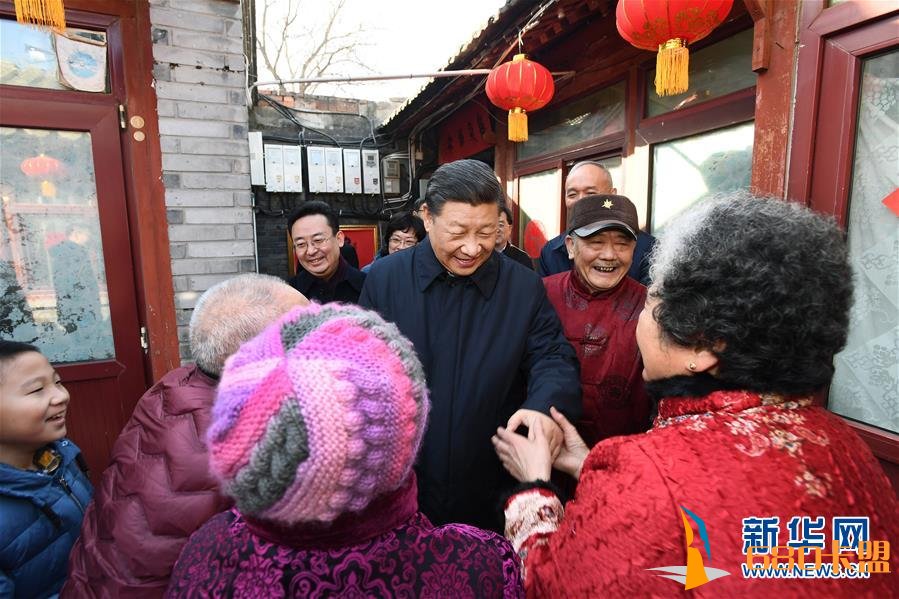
<box><xmin>616</xmin><ymin>0</ymin><xmax>733</xmax><ymax>97</ymax></box>
<box><xmin>486</xmin><ymin>54</ymin><xmax>554</xmax><ymax>142</ymax></box>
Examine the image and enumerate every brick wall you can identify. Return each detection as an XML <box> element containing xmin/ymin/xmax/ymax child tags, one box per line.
<box><xmin>149</xmin><ymin>0</ymin><xmax>253</xmax><ymax>360</ymax></box>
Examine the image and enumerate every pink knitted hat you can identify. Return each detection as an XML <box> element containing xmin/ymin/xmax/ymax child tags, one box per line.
<box><xmin>206</xmin><ymin>302</ymin><xmax>429</xmax><ymax>525</ymax></box>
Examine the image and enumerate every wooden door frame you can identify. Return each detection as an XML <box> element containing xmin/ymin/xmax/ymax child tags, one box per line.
<box><xmin>1</xmin><ymin>0</ymin><xmax>180</xmax><ymax>381</ymax></box>
<box><xmin>786</xmin><ymin>0</ymin><xmax>899</xmax><ymax>472</ymax></box>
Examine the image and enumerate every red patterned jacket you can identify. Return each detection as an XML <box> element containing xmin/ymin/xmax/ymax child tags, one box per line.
<box><xmin>505</xmin><ymin>384</ymin><xmax>899</xmax><ymax>598</ymax></box>
<box><xmin>63</xmin><ymin>365</ymin><xmax>231</xmax><ymax>598</ymax></box>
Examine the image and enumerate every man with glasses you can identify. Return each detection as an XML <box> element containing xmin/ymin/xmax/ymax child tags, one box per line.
<box><xmin>287</xmin><ymin>201</ymin><xmax>366</xmax><ymax>304</ymax></box>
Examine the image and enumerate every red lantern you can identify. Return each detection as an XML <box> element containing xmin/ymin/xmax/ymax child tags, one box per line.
<box><xmin>486</xmin><ymin>54</ymin><xmax>554</xmax><ymax>142</ymax></box>
<box><xmin>616</xmin><ymin>0</ymin><xmax>733</xmax><ymax>97</ymax></box>
<box><xmin>20</xmin><ymin>154</ymin><xmax>62</xmax><ymax>177</ymax></box>
<box><xmin>20</xmin><ymin>154</ymin><xmax>62</xmax><ymax>198</ymax></box>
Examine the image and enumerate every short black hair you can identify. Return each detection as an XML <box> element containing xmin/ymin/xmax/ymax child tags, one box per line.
<box><xmin>384</xmin><ymin>212</ymin><xmax>426</xmax><ymax>248</ymax></box>
<box><xmin>650</xmin><ymin>192</ymin><xmax>852</xmax><ymax>395</ymax></box>
<box><xmin>0</xmin><ymin>340</ymin><xmax>40</xmax><ymax>380</ymax></box>
<box><xmin>499</xmin><ymin>204</ymin><xmax>514</xmax><ymax>225</ymax></box>
<box><xmin>424</xmin><ymin>159</ymin><xmax>504</xmax><ymax>216</ymax></box>
<box><xmin>287</xmin><ymin>201</ymin><xmax>339</xmax><ymax>235</ymax></box>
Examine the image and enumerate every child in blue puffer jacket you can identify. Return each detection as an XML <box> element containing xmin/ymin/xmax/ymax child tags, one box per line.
<box><xmin>0</xmin><ymin>341</ymin><xmax>93</xmax><ymax>598</ymax></box>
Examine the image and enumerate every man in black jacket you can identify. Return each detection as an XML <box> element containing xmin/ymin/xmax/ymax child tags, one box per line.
<box><xmin>496</xmin><ymin>204</ymin><xmax>533</xmax><ymax>270</ymax></box>
<box><xmin>360</xmin><ymin>159</ymin><xmax>581</xmax><ymax>532</ymax></box>
<box><xmin>287</xmin><ymin>201</ymin><xmax>365</xmax><ymax>304</ymax></box>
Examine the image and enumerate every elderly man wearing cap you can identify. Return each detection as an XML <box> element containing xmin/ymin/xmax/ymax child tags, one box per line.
<box><xmin>543</xmin><ymin>194</ymin><xmax>651</xmax><ymax>448</ymax></box>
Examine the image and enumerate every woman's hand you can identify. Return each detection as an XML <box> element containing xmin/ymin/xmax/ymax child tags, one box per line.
<box><xmin>549</xmin><ymin>407</ymin><xmax>589</xmax><ymax>480</ymax></box>
<box><xmin>492</xmin><ymin>418</ymin><xmax>553</xmax><ymax>482</ymax></box>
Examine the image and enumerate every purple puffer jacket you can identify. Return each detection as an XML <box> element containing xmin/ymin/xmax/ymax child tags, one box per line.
<box><xmin>63</xmin><ymin>365</ymin><xmax>232</xmax><ymax>598</ymax></box>
<box><xmin>166</xmin><ymin>475</ymin><xmax>524</xmax><ymax>598</ymax></box>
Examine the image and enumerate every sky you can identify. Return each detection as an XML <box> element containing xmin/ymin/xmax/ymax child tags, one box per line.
<box><xmin>255</xmin><ymin>0</ymin><xmax>510</xmax><ymax>102</ymax></box>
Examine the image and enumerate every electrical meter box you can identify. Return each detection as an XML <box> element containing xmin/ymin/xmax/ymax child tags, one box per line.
<box><xmin>361</xmin><ymin>149</ymin><xmax>380</xmax><ymax>194</ymax></box>
<box><xmin>282</xmin><ymin>145</ymin><xmax>303</xmax><ymax>193</ymax></box>
<box><xmin>343</xmin><ymin>149</ymin><xmax>362</xmax><ymax>194</ymax></box>
<box><xmin>248</xmin><ymin>131</ymin><xmax>265</xmax><ymax>186</ymax></box>
<box><xmin>382</xmin><ymin>158</ymin><xmax>401</xmax><ymax>195</ymax></box>
<box><xmin>325</xmin><ymin>147</ymin><xmax>344</xmax><ymax>193</ymax></box>
<box><xmin>263</xmin><ymin>144</ymin><xmax>284</xmax><ymax>192</ymax></box>
<box><xmin>307</xmin><ymin>146</ymin><xmax>327</xmax><ymax>193</ymax></box>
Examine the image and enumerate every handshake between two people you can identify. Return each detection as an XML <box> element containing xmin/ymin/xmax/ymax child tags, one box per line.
<box><xmin>492</xmin><ymin>407</ymin><xmax>589</xmax><ymax>483</ymax></box>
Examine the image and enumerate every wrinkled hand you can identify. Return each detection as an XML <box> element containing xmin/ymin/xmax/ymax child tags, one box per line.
<box><xmin>549</xmin><ymin>406</ymin><xmax>589</xmax><ymax>480</ymax></box>
<box><xmin>491</xmin><ymin>418</ymin><xmax>552</xmax><ymax>482</ymax></box>
<box><xmin>505</xmin><ymin>409</ymin><xmax>563</xmax><ymax>459</ymax></box>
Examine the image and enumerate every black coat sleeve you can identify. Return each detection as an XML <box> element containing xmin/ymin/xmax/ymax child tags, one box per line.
<box><xmin>519</xmin><ymin>277</ymin><xmax>582</xmax><ymax>421</ymax></box>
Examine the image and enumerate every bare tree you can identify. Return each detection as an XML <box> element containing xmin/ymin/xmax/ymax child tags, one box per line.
<box><xmin>256</xmin><ymin>0</ymin><xmax>371</xmax><ymax>96</ymax></box>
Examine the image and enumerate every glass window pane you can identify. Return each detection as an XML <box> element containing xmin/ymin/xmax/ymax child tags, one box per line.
<box><xmin>518</xmin><ymin>82</ymin><xmax>626</xmax><ymax>161</ymax></box>
<box><xmin>646</xmin><ymin>29</ymin><xmax>756</xmax><ymax>117</ymax></box>
<box><xmin>829</xmin><ymin>50</ymin><xmax>899</xmax><ymax>435</ymax></box>
<box><xmin>651</xmin><ymin>122</ymin><xmax>754</xmax><ymax>231</ymax></box>
<box><xmin>518</xmin><ymin>168</ymin><xmax>562</xmax><ymax>257</ymax></box>
<box><xmin>1</xmin><ymin>126</ymin><xmax>114</xmax><ymax>363</ymax></box>
<box><xmin>0</xmin><ymin>19</ymin><xmax>109</xmax><ymax>92</ymax></box>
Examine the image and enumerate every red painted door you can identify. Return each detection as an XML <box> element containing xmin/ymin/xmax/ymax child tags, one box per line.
<box><xmin>1</xmin><ymin>17</ymin><xmax>148</xmax><ymax>478</ymax></box>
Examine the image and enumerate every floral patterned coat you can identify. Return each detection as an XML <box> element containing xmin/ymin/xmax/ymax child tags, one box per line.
<box><xmin>504</xmin><ymin>382</ymin><xmax>899</xmax><ymax>598</ymax></box>
<box><xmin>167</xmin><ymin>474</ymin><xmax>523</xmax><ymax>598</ymax></box>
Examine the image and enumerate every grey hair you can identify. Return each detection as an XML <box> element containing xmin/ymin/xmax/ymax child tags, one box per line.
<box><xmin>189</xmin><ymin>273</ymin><xmax>301</xmax><ymax>376</ymax></box>
<box><xmin>647</xmin><ymin>190</ymin><xmax>853</xmax><ymax>394</ymax></box>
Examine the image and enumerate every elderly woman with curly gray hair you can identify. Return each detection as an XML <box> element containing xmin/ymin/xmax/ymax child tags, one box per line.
<box><xmin>493</xmin><ymin>191</ymin><xmax>899</xmax><ymax>597</ymax></box>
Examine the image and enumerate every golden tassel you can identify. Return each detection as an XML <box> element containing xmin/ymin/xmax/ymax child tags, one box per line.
<box><xmin>14</xmin><ymin>0</ymin><xmax>66</xmax><ymax>32</ymax></box>
<box><xmin>508</xmin><ymin>107</ymin><xmax>528</xmax><ymax>142</ymax></box>
<box><xmin>655</xmin><ymin>38</ymin><xmax>689</xmax><ymax>97</ymax></box>
<box><xmin>41</xmin><ymin>180</ymin><xmax>57</xmax><ymax>197</ymax></box>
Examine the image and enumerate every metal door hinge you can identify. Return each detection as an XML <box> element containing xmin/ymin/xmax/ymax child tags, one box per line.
<box><xmin>139</xmin><ymin>326</ymin><xmax>149</xmax><ymax>352</ymax></box>
<box><xmin>118</xmin><ymin>104</ymin><xmax>127</xmax><ymax>130</ymax></box>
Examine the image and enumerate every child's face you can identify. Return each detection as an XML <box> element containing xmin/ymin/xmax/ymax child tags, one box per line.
<box><xmin>0</xmin><ymin>351</ymin><xmax>70</xmax><ymax>450</ymax></box>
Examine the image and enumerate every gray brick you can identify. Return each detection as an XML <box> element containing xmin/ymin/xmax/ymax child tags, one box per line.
<box><xmin>223</xmin><ymin>53</ymin><xmax>245</xmax><ymax>71</ymax></box>
<box><xmin>159</xmin><ymin>137</ymin><xmax>180</xmax><ymax>153</ymax></box>
<box><xmin>166</xmin><ymin>209</ymin><xmax>184</xmax><ymax>224</ymax></box>
<box><xmin>183</xmin><ymin>207</ymin><xmax>252</xmax><ymax>224</ymax></box>
<box><xmin>172</xmin><ymin>31</ymin><xmax>243</xmax><ymax>54</ymax></box>
<box><xmin>180</xmin><ymin>172</ymin><xmax>250</xmax><ymax>189</ymax></box>
<box><xmin>153</xmin><ymin>45</ymin><xmax>226</xmax><ymax>70</ymax></box>
<box><xmin>168</xmin><ymin>0</ymin><xmax>241</xmax><ymax>18</ymax></box>
<box><xmin>169</xmin><ymin>224</ymin><xmax>235</xmax><ymax>241</ymax></box>
<box><xmin>229</xmin><ymin>90</ymin><xmax>246</xmax><ymax>105</ymax></box>
<box><xmin>187</xmin><ymin>240</ymin><xmax>255</xmax><ymax>258</ymax></box>
<box><xmin>152</xmin><ymin>27</ymin><xmax>169</xmax><ymax>44</ymax></box>
<box><xmin>188</xmin><ymin>273</ymin><xmax>233</xmax><ymax>291</ymax></box>
<box><xmin>158</xmin><ymin>118</ymin><xmax>232</xmax><ymax>138</ymax></box>
<box><xmin>152</xmin><ymin>62</ymin><xmax>172</xmax><ymax>82</ymax></box>
<box><xmin>162</xmin><ymin>173</ymin><xmax>181</xmax><ymax>187</ymax></box>
<box><xmin>231</xmin><ymin>157</ymin><xmax>250</xmax><ymax>174</ymax></box>
<box><xmin>176</xmin><ymin>308</ymin><xmax>192</xmax><ymax>326</ymax></box>
<box><xmin>225</xmin><ymin>19</ymin><xmax>243</xmax><ymax>37</ymax></box>
<box><xmin>172</xmin><ymin>275</ymin><xmax>189</xmax><ymax>292</ymax></box>
<box><xmin>176</xmin><ymin>102</ymin><xmax>247</xmax><ymax>123</ymax></box>
<box><xmin>166</xmin><ymin>188</ymin><xmax>235</xmax><ymax>207</ymax></box>
<box><xmin>174</xmin><ymin>290</ymin><xmax>202</xmax><ymax>309</ymax></box>
<box><xmin>231</xmin><ymin>124</ymin><xmax>246</xmax><ymax>139</ymax></box>
<box><xmin>171</xmin><ymin>65</ymin><xmax>245</xmax><ymax>87</ymax></box>
<box><xmin>155</xmin><ymin>81</ymin><xmax>229</xmax><ymax>103</ymax></box>
<box><xmin>236</xmin><ymin>224</ymin><xmax>254</xmax><ymax>239</ymax></box>
<box><xmin>235</xmin><ymin>191</ymin><xmax>253</xmax><ymax>206</ymax></box>
<box><xmin>150</xmin><ymin>7</ymin><xmax>225</xmax><ymax>33</ymax></box>
<box><xmin>238</xmin><ymin>258</ymin><xmax>257</xmax><ymax>272</ymax></box>
<box><xmin>181</xmin><ymin>139</ymin><xmax>249</xmax><ymax>156</ymax></box>
<box><xmin>156</xmin><ymin>99</ymin><xmax>177</xmax><ymax>117</ymax></box>
<box><xmin>162</xmin><ymin>153</ymin><xmax>234</xmax><ymax>172</ymax></box>
<box><xmin>170</xmin><ymin>258</ymin><xmax>240</xmax><ymax>275</ymax></box>
<box><xmin>170</xmin><ymin>243</ymin><xmax>188</xmax><ymax>259</ymax></box>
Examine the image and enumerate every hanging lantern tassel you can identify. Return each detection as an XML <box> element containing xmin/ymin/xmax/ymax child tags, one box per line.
<box><xmin>41</xmin><ymin>180</ymin><xmax>57</xmax><ymax>197</ymax></box>
<box><xmin>508</xmin><ymin>107</ymin><xmax>528</xmax><ymax>142</ymax></box>
<box><xmin>14</xmin><ymin>0</ymin><xmax>67</xmax><ymax>31</ymax></box>
<box><xmin>655</xmin><ymin>38</ymin><xmax>689</xmax><ymax>97</ymax></box>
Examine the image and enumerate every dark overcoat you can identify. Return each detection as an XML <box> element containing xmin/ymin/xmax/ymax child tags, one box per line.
<box><xmin>360</xmin><ymin>239</ymin><xmax>581</xmax><ymax>531</ymax></box>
